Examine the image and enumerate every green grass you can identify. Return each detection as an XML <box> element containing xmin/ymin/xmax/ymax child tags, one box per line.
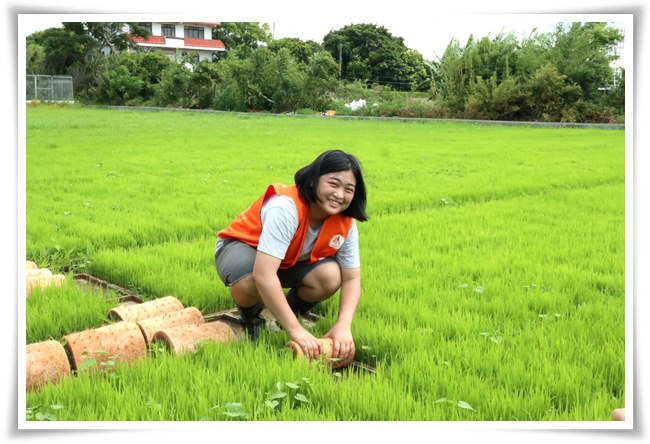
<box><xmin>24</xmin><ymin>103</ymin><xmax>626</xmax><ymax>422</ymax></box>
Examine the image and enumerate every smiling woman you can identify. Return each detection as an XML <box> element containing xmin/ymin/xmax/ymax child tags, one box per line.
<box><xmin>313</xmin><ymin>170</ymin><xmax>357</xmax><ymax>219</ymax></box>
<box><xmin>214</xmin><ymin>149</ymin><xmax>369</xmax><ymax>364</ymax></box>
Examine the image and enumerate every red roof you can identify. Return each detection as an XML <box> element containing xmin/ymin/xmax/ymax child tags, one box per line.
<box><xmin>129</xmin><ymin>33</ymin><xmax>225</xmax><ymax>51</ymax></box>
<box><xmin>131</xmin><ymin>35</ymin><xmax>166</xmax><ymax>45</ymax></box>
<box><xmin>184</xmin><ymin>38</ymin><xmax>225</xmax><ymax>49</ymax></box>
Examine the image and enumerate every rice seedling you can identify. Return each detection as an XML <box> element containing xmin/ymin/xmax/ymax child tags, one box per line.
<box><xmin>23</xmin><ymin>104</ymin><xmax>625</xmax><ymax>422</ymax></box>
<box><xmin>26</xmin><ymin>277</ymin><xmax>116</xmax><ymax>344</ymax></box>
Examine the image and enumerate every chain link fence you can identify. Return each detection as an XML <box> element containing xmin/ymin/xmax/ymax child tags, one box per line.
<box><xmin>26</xmin><ymin>75</ymin><xmax>74</xmax><ymax>102</ymax></box>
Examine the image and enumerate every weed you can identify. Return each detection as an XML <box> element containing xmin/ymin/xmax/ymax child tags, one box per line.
<box><xmin>265</xmin><ymin>377</ymin><xmax>312</xmax><ymax>412</ymax></box>
<box><xmin>78</xmin><ymin>350</ymin><xmax>120</xmax><ymax>381</ymax></box>
<box><xmin>30</xmin><ymin>244</ymin><xmax>91</xmax><ymax>274</ymax></box>
<box><xmin>148</xmin><ymin>340</ymin><xmax>170</xmax><ymax>357</ymax></box>
<box><xmin>26</xmin><ymin>404</ymin><xmax>64</xmax><ymax>421</ymax></box>
<box><xmin>479</xmin><ymin>330</ymin><xmax>504</xmax><ymax>344</ymax></box>
<box><xmin>222</xmin><ymin>402</ymin><xmax>248</xmax><ymax>419</ymax></box>
<box><xmin>538</xmin><ymin>313</ymin><xmax>562</xmax><ymax>322</ymax></box>
<box><xmin>435</xmin><ymin>398</ymin><xmax>477</xmax><ymax>412</ymax></box>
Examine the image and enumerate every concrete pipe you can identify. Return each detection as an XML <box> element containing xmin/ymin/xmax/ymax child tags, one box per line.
<box><xmin>107</xmin><ymin>296</ymin><xmax>184</xmax><ymax>322</ymax></box>
<box><xmin>26</xmin><ymin>273</ymin><xmax>66</xmax><ymax>297</ymax></box>
<box><xmin>63</xmin><ymin>321</ymin><xmax>147</xmax><ymax>371</ymax></box>
<box><xmin>151</xmin><ymin>321</ymin><xmax>236</xmax><ymax>355</ymax></box>
<box><xmin>611</xmin><ymin>408</ymin><xmax>625</xmax><ymax>421</ymax></box>
<box><xmin>137</xmin><ymin>307</ymin><xmax>205</xmax><ymax>345</ymax></box>
<box><xmin>27</xmin><ymin>267</ymin><xmax>52</xmax><ymax>277</ymax></box>
<box><xmin>26</xmin><ymin>340</ymin><xmax>71</xmax><ymax>391</ymax></box>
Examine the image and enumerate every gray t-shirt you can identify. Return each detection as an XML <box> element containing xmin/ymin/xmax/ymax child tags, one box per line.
<box><xmin>217</xmin><ymin>194</ymin><xmax>360</xmax><ymax>268</ymax></box>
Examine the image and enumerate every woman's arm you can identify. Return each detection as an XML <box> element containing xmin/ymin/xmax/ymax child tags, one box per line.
<box><xmin>252</xmin><ymin>251</ymin><xmax>322</xmax><ymax>359</ymax></box>
<box><xmin>324</xmin><ymin>266</ymin><xmax>360</xmax><ymax>365</ymax></box>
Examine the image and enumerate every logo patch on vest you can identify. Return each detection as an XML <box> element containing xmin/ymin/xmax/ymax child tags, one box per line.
<box><xmin>328</xmin><ymin>234</ymin><xmax>345</xmax><ymax>250</ymax></box>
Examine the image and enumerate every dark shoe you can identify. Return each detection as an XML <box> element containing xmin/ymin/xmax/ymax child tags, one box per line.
<box><xmin>286</xmin><ymin>288</ymin><xmax>318</xmax><ymax>317</ymax></box>
<box><xmin>235</xmin><ymin>303</ymin><xmax>265</xmax><ymax>341</ymax></box>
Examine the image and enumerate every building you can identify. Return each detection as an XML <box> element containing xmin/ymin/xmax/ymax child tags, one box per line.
<box><xmin>129</xmin><ymin>22</ymin><xmax>225</xmax><ymax>61</ymax></box>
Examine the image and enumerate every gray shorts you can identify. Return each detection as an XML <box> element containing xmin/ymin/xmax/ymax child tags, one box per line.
<box><xmin>214</xmin><ymin>239</ymin><xmax>337</xmax><ymax>288</ymax></box>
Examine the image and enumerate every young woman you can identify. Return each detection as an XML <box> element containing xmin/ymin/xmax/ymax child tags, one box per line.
<box><xmin>215</xmin><ymin>149</ymin><xmax>368</xmax><ymax>363</ymax></box>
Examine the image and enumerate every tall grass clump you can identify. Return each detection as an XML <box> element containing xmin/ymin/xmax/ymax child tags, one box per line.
<box><xmin>26</xmin><ymin>278</ymin><xmax>116</xmax><ymax>344</ymax></box>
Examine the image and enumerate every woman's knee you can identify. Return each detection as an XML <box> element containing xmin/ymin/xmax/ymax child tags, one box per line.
<box><xmin>229</xmin><ymin>274</ymin><xmax>261</xmax><ymax>307</ymax></box>
<box><xmin>303</xmin><ymin>261</ymin><xmax>342</xmax><ymax>296</ymax></box>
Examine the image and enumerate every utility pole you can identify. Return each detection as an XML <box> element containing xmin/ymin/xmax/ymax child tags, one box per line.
<box><xmin>338</xmin><ymin>42</ymin><xmax>343</xmax><ymax>81</ymax></box>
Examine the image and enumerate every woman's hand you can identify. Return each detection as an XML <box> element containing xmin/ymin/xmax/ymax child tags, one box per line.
<box><xmin>324</xmin><ymin>323</ymin><xmax>355</xmax><ymax>367</ymax></box>
<box><xmin>324</xmin><ymin>267</ymin><xmax>360</xmax><ymax>367</ymax></box>
<box><xmin>287</xmin><ymin>326</ymin><xmax>322</xmax><ymax>360</ymax></box>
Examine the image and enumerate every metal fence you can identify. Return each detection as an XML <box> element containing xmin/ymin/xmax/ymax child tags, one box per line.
<box><xmin>26</xmin><ymin>75</ymin><xmax>74</xmax><ymax>102</ymax></box>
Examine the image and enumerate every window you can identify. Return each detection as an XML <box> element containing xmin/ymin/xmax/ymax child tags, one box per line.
<box><xmin>137</xmin><ymin>22</ymin><xmax>152</xmax><ymax>34</ymax></box>
<box><xmin>184</xmin><ymin>26</ymin><xmax>204</xmax><ymax>39</ymax></box>
<box><xmin>162</xmin><ymin>24</ymin><xmax>175</xmax><ymax>37</ymax></box>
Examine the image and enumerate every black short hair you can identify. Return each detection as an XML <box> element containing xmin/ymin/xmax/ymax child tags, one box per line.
<box><xmin>294</xmin><ymin>150</ymin><xmax>368</xmax><ymax>222</ymax></box>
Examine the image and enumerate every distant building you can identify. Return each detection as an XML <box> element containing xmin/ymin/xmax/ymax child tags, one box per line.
<box><xmin>128</xmin><ymin>22</ymin><xmax>225</xmax><ymax>61</ymax></box>
<box><xmin>610</xmin><ymin>28</ymin><xmax>625</xmax><ymax>88</ymax></box>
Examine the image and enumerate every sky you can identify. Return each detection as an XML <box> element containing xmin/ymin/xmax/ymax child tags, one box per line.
<box><xmin>18</xmin><ymin>12</ymin><xmax>628</xmax><ymax>64</ymax></box>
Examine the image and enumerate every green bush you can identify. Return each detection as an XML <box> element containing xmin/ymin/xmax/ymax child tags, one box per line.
<box><xmin>152</xmin><ymin>63</ymin><xmax>193</xmax><ymax>108</ymax></box>
<box><xmin>105</xmin><ymin>65</ymin><xmax>144</xmax><ymax>105</ymax></box>
<box><xmin>563</xmin><ymin>99</ymin><xmax>618</xmax><ymax>124</ymax></box>
<box><xmin>212</xmin><ymin>85</ymin><xmax>248</xmax><ymax>112</ymax></box>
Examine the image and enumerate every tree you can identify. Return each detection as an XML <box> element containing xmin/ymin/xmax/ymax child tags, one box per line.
<box><xmin>524</xmin><ymin>64</ymin><xmax>582</xmax><ymax>121</ymax></box>
<box><xmin>213</xmin><ymin>47</ymin><xmax>274</xmax><ymax>111</ymax></box>
<box><xmin>62</xmin><ymin>22</ymin><xmax>150</xmax><ymax>55</ymax></box>
<box><xmin>99</xmin><ymin>51</ymin><xmax>172</xmax><ymax>104</ymax></box>
<box><xmin>601</xmin><ymin>67</ymin><xmax>624</xmax><ymax>117</ymax></box>
<box><xmin>27</xmin><ymin>27</ymin><xmax>94</xmax><ymax>75</ymax></box>
<box><xmin>26</xmin><ymin>22</ymin><xmax>151</xmax><ymax>100</ymax></box>
<box><xmin>212</xmin><ymin>45</ymin><xmax>336</xmax><ymax>113</ymax></box>
<box><xmin>322</xmin><ymin>23</ymin><xmax>429</xmax><ymax>91</ymax></box>
<box><xmin>514</xmin><ymin>30</ymin><xmax>554</xmax><ymax>80</ymax></box>
<box><xmin>186</xmin><ymin>59</ymin><xmax>222</xmax><ymax>109</ymax></box>
<box><xmin>267</xmin><ymin>37</ymin><xmax>323</xmax><ymax>64</ymax></box>
<box><xmin>464</xmin><ymin>75</ymin><xmax>529</xmax><ymax>121</ymax></box>
<box><xmin>403</xmin><ymin>49</ymin><xmax>431</xmax><ymax>92</ymax></box>
<box><xmin>25</xmin><ymin>40</ymin><xmax>47</xmax><ymax>75</ymax></box>
<box><xmin>431</xmin><ymin>38</ymin><xmax>468</xmax><ymax>113</ymax></box>
<box><xmin>302</xmin><ymin>51</ymin><xmax>339</xmax><ymax>110</ymax></box>
<box><xmin>268</xmin><ymin>48</ymin><xmax>305</xmax><ymax>112</ymax></box>
<box><xmin>153</xmin><ymin>62</ymin><xmax>193</xmax><ymax>108</ymax></box>
<box><xmin>123</xmin><ymin>52</ymin><xmax>173</xmax><ymax>100</ymax></box>
<box><xmin>104</xmin><ymin>64</ymin><xmax>145</xmax><ymax>105</ymax></box>
<box><xmin>547</xmin><ymin>22</ymin><xmax>624</xmax><ymax>101</ymax></box>
<box><xmin>212</xmin><ymin>22</ymin><xmax>273</xmax><ymax>58</ymax></box>
<box><xmin>431</xmin><ymin>21</ymin><xmax>624</xmax><ymax>122</ymax></box>
<box><xmin>463</xmin><ymin>32</ymin><xmax>521</xmax><ymax>84</ymax></box>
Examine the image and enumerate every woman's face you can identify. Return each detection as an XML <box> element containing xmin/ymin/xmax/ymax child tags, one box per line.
<box><xmin>314</xmin><ymin>170</ymin><xmax>356</xmax><ymax>217</ymax></box>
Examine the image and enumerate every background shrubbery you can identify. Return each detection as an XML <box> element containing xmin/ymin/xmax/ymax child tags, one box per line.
<box><xmin>26</xmin><ymin>21</ymin><xmax>625</xmax><ymax>123</ymax></box>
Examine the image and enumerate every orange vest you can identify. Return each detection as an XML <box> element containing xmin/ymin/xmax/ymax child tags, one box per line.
<box><xmin>217</xmin><ymin>184</ymin><xmax>354</xmax><ymax>269</ymax></box>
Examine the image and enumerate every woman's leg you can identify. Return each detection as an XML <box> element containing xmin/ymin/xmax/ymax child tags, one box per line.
<box><xmin>215</xmin><ymin>240</ymin><xmax>265</xmax><ymax>339</ymax></box>
<box><xmin>229</xmin><ymin>276</ymin><xmax>266</xmax><ymax>340</ymax></box>
<box><xmin>285</xmin><ymin>259</ymin><xmax>342</xmax><ymax>316</ymax></box>
<box><xmin>229</xmin><ymin>274</ymin><xmax>262</xmax><ymax>307</ymax></box>
<box><xmin>216</xmin><ymin>239</ymin><xmax>343</xmax><ymax>335</ymax></box>
<box><xmin>297</xmin><ymin>260</ymin><xmax>342</xmax><ymax>303</ymax></box>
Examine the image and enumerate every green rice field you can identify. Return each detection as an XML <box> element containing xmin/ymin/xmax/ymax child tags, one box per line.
<box><xmin>23</xmin><ymin>104</ymin><xmax>626</xmax><ymax>422</ymax></box>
